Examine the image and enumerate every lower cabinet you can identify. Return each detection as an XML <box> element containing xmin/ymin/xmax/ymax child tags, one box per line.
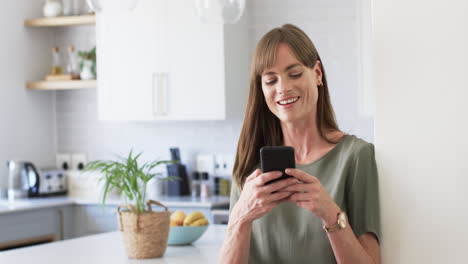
<box><xmin>0</xmin><ymin>208</ymin><xmax>65</xmax><ymax>250</ymax></box>
<box><xmin>72</xmin><ymin>205</ymin><xmax>119</xmax><ymax>237</ymax></box>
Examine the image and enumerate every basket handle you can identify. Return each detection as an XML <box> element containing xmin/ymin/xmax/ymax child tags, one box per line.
<box><xmin>146</xmin><ymin>200</ymin><xmax>169</xmax><ymax>212</ymax></box>
<box><xmin>117</xmin><ymin>204</ymin><xmax>139</xmax><ymax>232</ymax></box>
<box><xmin>117</xmin><ymin>204</ymin><xmax>138</xmax><ymax>214</ymax></box>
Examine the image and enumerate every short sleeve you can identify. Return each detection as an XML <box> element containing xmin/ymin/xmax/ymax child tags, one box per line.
<box><xmin>347</xmin><ymin>143</ymin><xmax>381</xmax><ymax>242</ymax></box>
<box><xmin>229</xmin><ymin>181</ymin><xmax>241</xmax><ymax>213</ymax></box>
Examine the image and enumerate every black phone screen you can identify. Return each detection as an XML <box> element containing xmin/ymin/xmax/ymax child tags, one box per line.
<box><xmin>260</xmin><ymin>146</ymin><xmax>295</xmax><ymax>185</ymax></box>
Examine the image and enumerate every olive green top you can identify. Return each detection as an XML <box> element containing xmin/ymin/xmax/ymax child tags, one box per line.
<box><xmin>229</xmin><ymin>135</ymin><xmax>381</xmax><ymax>264</ymax></box>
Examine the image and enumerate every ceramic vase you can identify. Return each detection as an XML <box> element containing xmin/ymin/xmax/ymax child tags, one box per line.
<box><xmin>43</xmin><ymin>0</ymin><xmax>63</xmax><ymax>17</ymax></box>
<box><xmin>80</xmin><ymin>59</ymin><xmax>95</xmax><ymax>80</ymax></box>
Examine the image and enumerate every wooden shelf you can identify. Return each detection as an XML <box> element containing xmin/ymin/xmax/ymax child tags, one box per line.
<box><xmin>24</xmin><ymin>15</ymin><xmax>95</xmax><ymax>27</ymax></box>
<box><xmin>26</xmin><ymin>80</ymin><xmax>96</xmax><ymax>90</ymax></box>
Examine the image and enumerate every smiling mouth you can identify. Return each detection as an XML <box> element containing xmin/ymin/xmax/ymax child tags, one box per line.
<box><xmin>277</xmin><ymin>96</ymin><xmax>300</xmax><ymax>105</ymax></box>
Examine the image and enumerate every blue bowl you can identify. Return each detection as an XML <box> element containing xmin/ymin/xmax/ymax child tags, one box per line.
<box><xmin>167</xmin><ymin>225</ymin><xmax>209</xmax><ymax>246</ymax></box>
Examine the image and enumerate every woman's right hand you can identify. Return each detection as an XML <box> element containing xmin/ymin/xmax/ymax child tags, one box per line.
<box><xmin>230</xmin><ymin>169</ymin><xmax>299</xmax><ymax>226</ymax></box>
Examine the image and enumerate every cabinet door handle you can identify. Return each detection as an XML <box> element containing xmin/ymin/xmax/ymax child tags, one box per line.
<box><xmin>160</xmin><ymin>72</ymin><xmax>169</xmax><ymax>115</ymax></box>
<box><xmin>152</xmin><ymin>72</ymin><xmax>168</xmax><ymax>116</ymax></box>
<box><xmin>152</xmin><ymin>73</ymin><xmax>161</xmax><ymax>116</ymax></box>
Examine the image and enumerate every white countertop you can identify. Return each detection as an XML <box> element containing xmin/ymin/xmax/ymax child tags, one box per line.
<box><xmin>0</xmin><ymin>196</ymin><xmax>230</xmax><ymax>215</ymax></box>
<box><xmin>0</xmin><ymin>224</ymin><xmax>227</xmax><ymax>263</ymax></box>
<box><xmin>74</xmin><ymin>195</ymin><xmax>230</xmax><ymax>208</ymax></box>
<box><xmin>0</xmin><ymin>197</ymin><xmax>75</xmax><ymax>215</ymax></box>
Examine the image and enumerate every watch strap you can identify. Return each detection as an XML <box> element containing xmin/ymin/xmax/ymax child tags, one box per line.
<box><xmin>323</xmin><ymin>223</ymin><xmax>341</xmax><ymax>233</ymax></box>
<box><xmin>322</xmin><ymin>212</ymin><xmax>346</xmax><ymax>233</ymax></box>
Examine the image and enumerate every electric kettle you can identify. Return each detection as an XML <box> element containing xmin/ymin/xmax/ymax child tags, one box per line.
<box><xmin>7</xmin><ymin>161</ymin><xmax>40</xmax><ymax>200</ymax></box>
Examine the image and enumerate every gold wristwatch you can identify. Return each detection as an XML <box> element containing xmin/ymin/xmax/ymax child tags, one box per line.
<box><xmin>322</xmin><ymin>212</ymin><xmax>347</xmax><ymax>233</ymax></box>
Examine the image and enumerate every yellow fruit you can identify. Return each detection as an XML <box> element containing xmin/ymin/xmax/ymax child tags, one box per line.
<box><xmin>170</xmin><ymin>219</ymin><xmax>179</xmax><ymax>227</ymax></box>
<box><xmin>183</xmin><ymin>211</ymin><xmax>206</xmax><ymax>226</ymax></box>
<box><xmin>170</xmin><ymin>211</ymin><xmax>186</xmax><ymax>226</ymax></box>
<box><xmin>190</xmin><ymin>218</ymin><xmax>209</xmax><ymax>226</ymax></box>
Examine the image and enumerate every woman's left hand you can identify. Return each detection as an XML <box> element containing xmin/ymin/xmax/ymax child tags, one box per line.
<box><xmin>282</xmin><ymin>168</ymin><xmax>341</xmax><ymax>225</ymax></box>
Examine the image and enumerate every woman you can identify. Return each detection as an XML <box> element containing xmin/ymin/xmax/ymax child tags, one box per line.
<box><xmin>220</xmin><ymin>24</ymin><xmax>381</xmax><ymax>264</ymax></box>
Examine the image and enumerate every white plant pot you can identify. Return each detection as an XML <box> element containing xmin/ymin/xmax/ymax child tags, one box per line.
<box><xmin>80</xmin><ymin>60</ymin><xmax>95</xmax><ymax>80</ymax></box>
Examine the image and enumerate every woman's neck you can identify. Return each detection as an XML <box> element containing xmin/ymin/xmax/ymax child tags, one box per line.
<box><xmin>281</xmin><ymin>117</ymin><xmax>330</xmax><ymax>164</ymax></box>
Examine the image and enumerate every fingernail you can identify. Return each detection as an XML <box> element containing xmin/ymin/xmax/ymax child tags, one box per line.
<box><xmin>277</xmin><ymin>171</ymin><xmax>283</xmax><ymax>176</ymax></box>
<box><xmin>285</xmin><ymin>168</ymin><xmax>290</xmax><ymax>173</ymax></box>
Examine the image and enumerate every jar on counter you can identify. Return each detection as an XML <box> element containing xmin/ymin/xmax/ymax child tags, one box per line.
<box><xmin>200</xmin><ymin>172</ymin><xmax>210</xmax><ymax>199</ymax></box>
<box><xmin>214</xmin><ymin>177</ymin><xmax>220</xmax><ymax>196</ymax></box>
<box><xmin>191</xmin><ymin>171</ymin><xmax>201</xmax><ymax>198</ymax></box>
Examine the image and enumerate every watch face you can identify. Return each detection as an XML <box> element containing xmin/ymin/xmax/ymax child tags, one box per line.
<box><xmin>338</xmin><ymin>212</ymin><xmax>347</xmax><ymax>228</ymax></box>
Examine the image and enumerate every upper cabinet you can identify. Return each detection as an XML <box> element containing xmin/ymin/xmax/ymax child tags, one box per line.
<box><xmin>96</xmin><ymin>0</ymin><xmax>249</xmax><ymax>121</ymax></box>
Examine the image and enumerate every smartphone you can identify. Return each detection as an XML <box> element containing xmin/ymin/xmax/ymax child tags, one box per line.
<box><xmin>260</xmin><ymin>146</ymin><xmax>295</xmax><ymax>185</ymax></box>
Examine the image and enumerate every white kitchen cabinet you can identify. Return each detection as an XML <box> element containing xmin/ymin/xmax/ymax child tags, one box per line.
<box><xmin>96</xmin><ymin>0</ymin><xmax>248</xmax><ymax>121</ymax></box>
<box><xmin>0</xmin><ymin>208</ymin><xmax>63</xmax><ymax>249</ymax></box>
<box><xmin>72</xmin><ymin>205</ymin><xmax>118</xmax><ymax>237</ymax></box>
<box><xmin>96</xmin><ymin>0</ymin><xmax>158</xmax><ymax>121</ymax></box>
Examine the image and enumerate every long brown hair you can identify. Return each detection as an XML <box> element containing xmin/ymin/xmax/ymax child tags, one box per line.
<box><xmin>233</xmin><ymin>24</ymin><xmax>341</xmax><ymax>188</ymax></box>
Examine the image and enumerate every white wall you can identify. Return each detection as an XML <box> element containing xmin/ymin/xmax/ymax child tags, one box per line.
<box><xmin>0</xmin><ymin>1</ymin><xmax>56</xmax><ymax>193</ymax></box>
<box><xmin>373</xmin><ymin>0</ymin><xmax>468</xmax><ymax>263</ymax></box>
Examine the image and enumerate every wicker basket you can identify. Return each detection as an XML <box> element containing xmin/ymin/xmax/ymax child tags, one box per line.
<box><xmin>117</xmin><ymin>200</ymin><xmax>171</xmax><ymax>259</ymax></box>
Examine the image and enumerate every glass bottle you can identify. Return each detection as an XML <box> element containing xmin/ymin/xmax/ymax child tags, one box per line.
<box><xmin>66</xmin><ymin>45</ymin><xmax>80</xmax><ymax>79</ymax></box>
<box><xmin>72</xmin><ymin>0</ymin><xmax>81</xmax><ymax>15</ymax></box>
<box><xmin>191</xmin><ymin>171</ymin><xmax>201</xmax><ymax>199</ymax></box>
<box><xmin>84</xmin><ymin>0</ymin><xmax>94</xmax><ymax>14</ymax></box>
<box><xmin>50</xmin><ymin>47</ymin><xmax>63</xmax><ymax>75</ymax></box>
<box><xmin>200</xmin><ymin>172</ymin><xmax>210</xmax><ymax>199</ymax></box>
<box><xmin>62</xmin><ymin>0</ymin><xmax>73</xmax><ymax>16</ymax></box>
<box><xmin>214</xmin><ymin>177</ymin><xmax>220</xmax><ymax>196</ymax></box>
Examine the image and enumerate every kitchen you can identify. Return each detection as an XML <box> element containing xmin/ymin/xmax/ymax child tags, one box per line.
<box><xmin>1</xmin><ymin>0</ymin><xmax>467</xmax><ymax>263</ymax></box>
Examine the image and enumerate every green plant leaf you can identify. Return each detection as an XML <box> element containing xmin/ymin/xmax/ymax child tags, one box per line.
<box><xmin>84</xmin><ymin>150</ymin><xmax>173</xmax><ymax>213</ymax></box>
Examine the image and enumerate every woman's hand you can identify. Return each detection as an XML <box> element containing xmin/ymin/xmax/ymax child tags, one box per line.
<box><xmin>282</xmin><ymin>168</ymin><xmax>341</xmax><ymax>225</ymax></box>
<box><xmin>230</xmin><ymin>169</ymin><xmax>298</xmax><ymax>226</ymax></box>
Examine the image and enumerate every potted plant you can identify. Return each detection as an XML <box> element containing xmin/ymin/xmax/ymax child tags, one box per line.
<box><xmin>78</xmin><ymin>47</ymin><xmax>96</xmax><ymax>80</ymax></box>
<box><xmin>85</xmin><ymin>150</ymin><xmax>176</xmax><ymax>259</ymax></box>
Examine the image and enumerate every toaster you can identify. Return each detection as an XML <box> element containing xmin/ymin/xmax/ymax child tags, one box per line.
<box><xmin>38</xmin><ymin>168</ymin><xmax>67</xmax><ymax>196</ymax></box>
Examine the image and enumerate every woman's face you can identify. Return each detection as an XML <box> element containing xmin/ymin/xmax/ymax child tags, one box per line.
<box><xmin>261</xmin><ymin>43</ymin><xmax>322</xmax><ymax>124</ymax></box>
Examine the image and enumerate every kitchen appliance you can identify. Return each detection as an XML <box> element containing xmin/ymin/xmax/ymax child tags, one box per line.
<box><xmin>37</xmin><ymin>168</ymin><xmax>67</xmax><ymax>196</ymax></box>
<box><xmin>7</xmin><ymin>161</ymin><xmax>40</xmax><ymax>200</ymax></box>
<box><xmin>166</xmin><ymin>148</ymin><xmax>190</xmax><ymax>196</ymax></box>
